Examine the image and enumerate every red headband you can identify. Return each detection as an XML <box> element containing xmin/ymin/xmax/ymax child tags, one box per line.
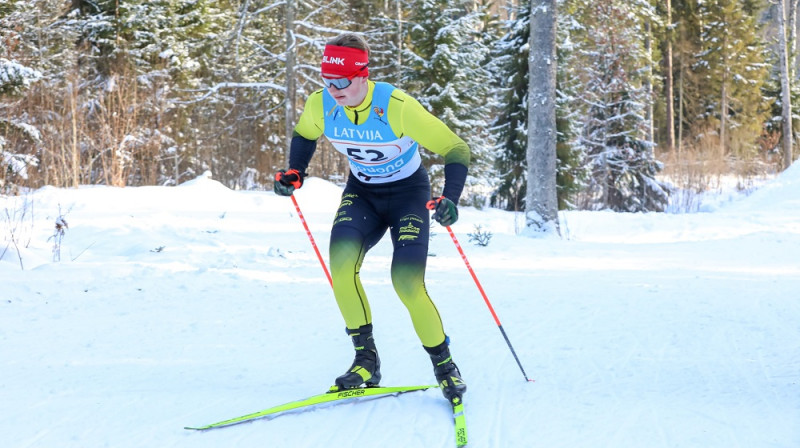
<box><xmin>321</xmin><ymin>45</ymin><xmax>369</xmax><ymax>78</ymax></box>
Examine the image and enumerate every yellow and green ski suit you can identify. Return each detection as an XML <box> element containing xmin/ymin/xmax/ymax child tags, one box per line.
<box><xmin>289</xmin><ymin>80</ymin><xmax>470</xmax><ymax>348</ymax></box>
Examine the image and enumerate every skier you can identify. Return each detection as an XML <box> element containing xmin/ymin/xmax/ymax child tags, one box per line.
<box><xmin>274</xmin><ymin>33</ymin><xmax>468</xmax><ymax>402</ymax></box>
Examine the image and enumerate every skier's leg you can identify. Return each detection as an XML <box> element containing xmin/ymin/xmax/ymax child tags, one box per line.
<box><xmin>387</xmin><ymin>188</ymin><xmax>466</xmax><ymax>400</ymax></box>
<box><xmin>329</xmin><ymin>190</ymin><xmax>386</xmax><ymax>388</ymax></box>
<box><xmin>329</xmin><ymin>189</ymin><xmax>386</xmax><ymax>329</ymax></box>
<box><xmin>329</xmin><ymin>225</ymin><xmax>372</xmax><ymax>329</ymax></box>
<box><xmin>390</xmin><ymin>236</ymin><xmax>446</xmax><ymax>347</ymax></box>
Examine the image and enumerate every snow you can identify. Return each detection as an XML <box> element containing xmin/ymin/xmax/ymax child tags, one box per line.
<box><xmin>2</xmin><ymin>167</ymin><xmax>799</xmax><ymax>448</ymax></box>
<box><xmin>0</xmin><ymin>58</ymin><xmax>43</xmax><ymax>88</ymax></box>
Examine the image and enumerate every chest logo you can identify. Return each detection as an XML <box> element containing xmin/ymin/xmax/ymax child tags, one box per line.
<box><xmin>333</xmin><ymin>127</ymin><xmax>385</xmax><ymax>141</ymax></box>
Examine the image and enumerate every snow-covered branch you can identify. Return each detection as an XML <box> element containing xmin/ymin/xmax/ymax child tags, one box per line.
<box><xmin>180</xmin><ymin>82</ymin><xmax>285</xmax><ymax>104</ymax></box>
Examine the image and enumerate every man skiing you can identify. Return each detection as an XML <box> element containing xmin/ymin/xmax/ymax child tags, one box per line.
<box><xmin>274</xmin><ymin>33</ymin><xmax>468</xmax><ymax>402</ymax></box>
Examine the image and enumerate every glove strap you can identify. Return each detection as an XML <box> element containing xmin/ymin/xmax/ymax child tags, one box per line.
<box><xmin>275</xmin><ymin>169</ymin><xmax>303</xmax><ymax>189</ymax></box>
<box><xmin>426</xmin><ymin>195</ymin><xmax>446</xmax><ymax>211</ymax></box>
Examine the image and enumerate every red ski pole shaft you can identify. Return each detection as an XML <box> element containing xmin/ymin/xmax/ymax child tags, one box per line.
<box><xmin>291</xmin><ymin>194</ymin><xmax>333</xmax><ymax>288</ymax></box>
<box><xmin>427</xmin><ymin>200</ymin><xmax>533</xmax><ymax>382</ymax></box>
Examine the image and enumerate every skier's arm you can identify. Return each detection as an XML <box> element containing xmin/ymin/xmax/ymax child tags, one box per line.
<box><xmin>388</xmin><ymin>91</ymin><xmax>470</xmax><ymax>203</ymax></box>
<box><xmin>290</xmin><ymin>90</ymin><xmax>325</xmax><ymax>174</ymax></box>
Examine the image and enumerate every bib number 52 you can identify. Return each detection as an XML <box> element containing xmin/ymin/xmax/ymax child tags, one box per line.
<box><xmin>347</xmin><ymin>147</ymin><xmax>388</xmax><ymax>162</ymax></box>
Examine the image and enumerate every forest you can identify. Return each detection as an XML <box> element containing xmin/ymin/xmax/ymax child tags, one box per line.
<box><xmin>1</xmin><ymin>0</ymin><xmax>798</xmax><ymax>213</ymax></box>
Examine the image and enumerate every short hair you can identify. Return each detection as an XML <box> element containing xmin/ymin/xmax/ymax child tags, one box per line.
<box><xmin>326</xmin><ymin>33</ymin><xmax>370</xmax><ymax>58</ymax></box>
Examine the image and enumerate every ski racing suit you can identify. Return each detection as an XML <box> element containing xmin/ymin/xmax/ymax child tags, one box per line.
<box><xmin>289</xmin><ymin>80</ymin><xmax>470</xmax><ymax>348</ymax></box>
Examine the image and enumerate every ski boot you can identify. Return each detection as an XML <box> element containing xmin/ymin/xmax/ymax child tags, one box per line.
<box><xmin>426</xmin><ymin>340</ymin><xmax>467</xmax><ymax>401</ymax></box>
<box><xmin>332</xmin><ymin>324</ymin><xmax>381</xmax><ymax>391</ymax></box>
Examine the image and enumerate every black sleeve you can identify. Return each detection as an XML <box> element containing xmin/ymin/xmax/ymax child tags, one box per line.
<box><xmin>289</xmin><ymin>132</ymin><xmax>318</xmax><ymax>175</ymax></box>
<box><xmin>441</xmin><ymin>162</ymin><xmax>468</xmax><ymax>204</ymax></box>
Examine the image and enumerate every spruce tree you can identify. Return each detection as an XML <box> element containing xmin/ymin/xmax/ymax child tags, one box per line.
<box><xmin>0</xmin><ymin>57</ymin><xmax>42</xmax><ymax>191</ymax></box>
<box><xmin>693</xmin><ymin>0</ymin><xmax>771</xmax><ymax>157</ymax></box>
<box><xmin>554</xmin><ymin>0</ymin><xmax>587</xmax><ymax>209</ymax></box>
<box><xmin>404</xmin><ymin>0</ymin><xmax>498</xmax><ymax>204</ymax></box>
<box><xmin>490</xmin><ymin>3</ymin><xmax>530</xmax><ymax>211</ymax></box>
<box><xmin>572</xmin><ymin>0</ymin><xmax>668</xmax><ymax>212</ymax></box>
<box><xmin>1</xmin><ymin>0</ymin><xmax>77</xmax><ymax>188</ymax></box>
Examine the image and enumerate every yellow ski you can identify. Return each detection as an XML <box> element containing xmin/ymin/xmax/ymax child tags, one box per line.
<box><xmin>184</xmin><ymin>384</ymin><xmax>437</xmax><ymax>431</ymax></box>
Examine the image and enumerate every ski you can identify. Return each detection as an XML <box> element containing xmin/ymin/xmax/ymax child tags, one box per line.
<box><xmin>452</xmin><ymin>396</ymin><xmax>468</xmax><ymax>447</ymax></box>
<box><xmin>184</xmin><ymin>384</ymin><xmax>438</xmax><ymax>431</ymax></box>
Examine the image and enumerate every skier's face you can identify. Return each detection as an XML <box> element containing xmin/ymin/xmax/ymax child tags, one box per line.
<box><xmin>325</xmin><ymin>76</ymin><xmax>368</xmax><ymax>107</ymax></box>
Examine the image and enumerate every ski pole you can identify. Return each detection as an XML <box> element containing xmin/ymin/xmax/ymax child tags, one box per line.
<box><xmin>291</xmin><ymin>194</ymin><xmax>333</xmax><ymax>287</ymax></box>
<box><xmin>427</xmin><ymin>200</ymin><xmax>534</xmax><ymax>382</ymax></box>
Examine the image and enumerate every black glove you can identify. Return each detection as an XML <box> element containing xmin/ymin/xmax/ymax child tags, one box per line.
<box><xmin>427</xmin><ymin>196</ymin><xmax>459</xmax><ymax>227</ymax></box>
<box><xmin>273</xmin><ymin>169</ymin><xmax>305</xmax><ymax>196</ymax></box>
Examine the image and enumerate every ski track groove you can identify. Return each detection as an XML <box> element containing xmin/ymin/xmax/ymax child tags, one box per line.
<box><xmin>488</xmin><ymin>388</ymin><xmax>504</xmax><ymax>447</ymax></box>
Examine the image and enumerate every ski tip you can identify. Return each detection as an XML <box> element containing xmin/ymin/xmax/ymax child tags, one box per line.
<box><xmin>186</xmin><ymin>425</ymin><xmax>220</xmax><ymax>431</ymax></box>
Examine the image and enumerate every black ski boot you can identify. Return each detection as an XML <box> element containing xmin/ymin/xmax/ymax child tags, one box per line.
<box><xmin>334</xmin><ymin>324</ymin><xmax>381</xmax><ymax>390</ymax></box>
<box><xmin>426</xmin><ymin>340</ymin><xmax>467</xmax><ymax>401</ymax></box>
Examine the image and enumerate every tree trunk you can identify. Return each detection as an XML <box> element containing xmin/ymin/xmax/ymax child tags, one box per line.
<box><xmin>644</xmin><ymin>21</ymin><xmax>654</xmax><ymax>149</ymax></box>
<box><xmin>778</xmin><ymin>0</ymin><xmax>794</xmax><ymax>169</ymax></box>
<box><xmin>397</xmin><ymin>0</ymin><xmax>403</xmax><ymax>82</ymax></box>
<box><xmin>792</xmin><ymin>0</ymin><xmax>800</xmax><ymax>79</ymax></box>
<box><xmin>720</xmin><ymin>76</ymin><xmax>727</xmax><ymax>156</ymax></box>
<box><xmin>665</xmin><ymin>0</ymin><xmax>675</xmax><ymax>152</ymax></box>
<box><xmin>720</xmin><ymin>32</ymin><xmax>728</xmax><ymax>156</ymax></box>
<box><xmin>525</xmin><ymin>0</ymin><xmax>559</xmax><ymax>236</ymax></box>
<box><xmin>69</xmin><ymin>79</ymin><xmax>80</xmax><ymax>188</ymax></box>
<box><xmin>284</xmin><ymin>0</ymin><xmax>297</xmax><ymax>163</ymax></box>
<box><xmin>678</xmin><ymin>12</ymin><xmax>686</xmax><ymax>154</ymax></box>
<box><xmin>678</xmin><ymin>64</ymin><xmax>684</xmax><ymax>153</ymax></box>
